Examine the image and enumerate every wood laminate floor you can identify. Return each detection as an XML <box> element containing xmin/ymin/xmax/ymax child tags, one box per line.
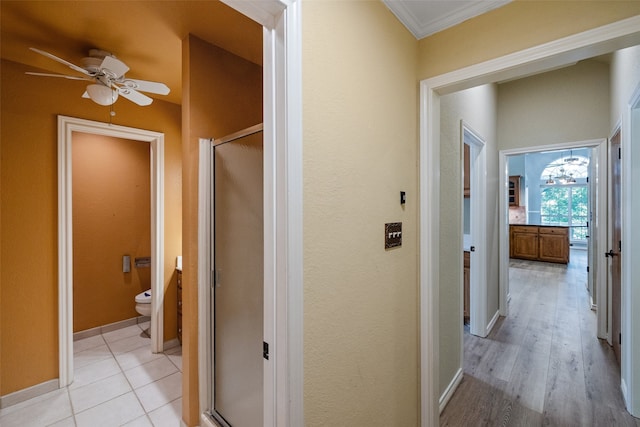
<box><xmin>440</xmin><ymin>249</ymin><xmax>640</xmax><ymax>426</ymax></box>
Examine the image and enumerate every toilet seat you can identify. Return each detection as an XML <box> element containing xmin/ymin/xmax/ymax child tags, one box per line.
<box><xmin>135</xmin><ymin>289</ymin><xmax>152</xmax><ymax>304</ymax></box>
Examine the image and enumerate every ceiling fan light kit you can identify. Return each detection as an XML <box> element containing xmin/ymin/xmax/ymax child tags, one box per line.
<box><xmin>26</xmin><ymin>47</ymin><xmax>170</xmax><ymax>107</ymax></box>
<box><xmin>85</xmin><ymin>83</ymin><xmax>119</xmax><ymax>106</ymax></box>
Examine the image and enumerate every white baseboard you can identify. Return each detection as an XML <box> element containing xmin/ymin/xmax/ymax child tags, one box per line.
<box><xmin>439</xmin><ymin>367</ymin><xmax>463</xmax><ymax>414</ymax></box>
<box><xmin>486</xmin><ymin>310</ymin><xmax>500</xmax><ymax>336</ymax></box>
<box><xmin>0</xmin><ymin>379</ymin><xmax>59</xmax><ymax>409</ymax></box>
<box><xmin>73</xmin><ymin>316</ymin><xmax>149</xmax><ymax>341</ymax></box>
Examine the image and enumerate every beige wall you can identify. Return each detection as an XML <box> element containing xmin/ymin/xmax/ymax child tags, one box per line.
<box><xmin>302</xmin><ymin>1</ymin><xmax>419</xmax><ymax>424</ymax></box>
<box><xmin>611</xmin><ymin>45</ymin><xmax>640</xmax><ymax>127</ymax></box>
<box><xmin>498</xmin><ymin>60</ymin><xmax>610</xmax><ymax>150</ymax></box>
<box><xmin>418</xmin><ymin>1</ymin><xmax>640</xmax><ymax>80</ymax></box>
<box><xmin>72</xmin><ymin>134</ymin><xmax>151</xmax><ymax>332</ymax></box>
<box><xmin>0</xmin><ymin>58</ymin><xmax>182</xmax><ymax>396</ymax></box>
<box><xmin>439</xmin><ymin>84</ymin><xmax>499</xmax><ymax>395</ymax></box>
<box><xmin>181</xmin><ymin>34</ymin><xmax>262</xmax><ymax>426</ymax></box>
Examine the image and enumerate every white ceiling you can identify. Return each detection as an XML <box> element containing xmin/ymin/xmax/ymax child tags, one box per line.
<box><xmin>383</xmin><ymin>0</ymin><xmax>511</xmax><ymax>39</ymax></box>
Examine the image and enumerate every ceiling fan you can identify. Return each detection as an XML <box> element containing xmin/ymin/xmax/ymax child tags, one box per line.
<box><xmin>26</xmin><ymin>47</ymin><xmax>170</xmax><ymax>106</ymax></box>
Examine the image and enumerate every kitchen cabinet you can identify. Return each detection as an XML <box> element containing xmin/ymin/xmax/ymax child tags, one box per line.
<box><xmin>463</xmin><ymin>251</ymin><xmax>470</xmax><ymax>323</ymax></box>
<box><xmin>508</xmin><ymin>176</ymin><xmax>520</xmax><ymax>206</ymax></box>
<box><xmin>538</xmin><ymin>227</ymin><xmax>570</xmax><ymax>263</ymax></box>
<box><xmin>510</xmin><ymin>225</ymin><xmax>538</xmax><ymax>260</ymax></box>
<box><xmin>509</xmin><ymin>225</ymin><xmax>569</xmax><ymax>264</ymax></box>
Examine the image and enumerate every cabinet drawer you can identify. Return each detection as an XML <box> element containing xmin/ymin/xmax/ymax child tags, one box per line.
<box><xmin>539</xmin><ymin>226</ymin><xmax>568</xmax><ymax>235</ymax></box>
<box><xmin>510</xmin><ymin>225</ymin><xmax>538</xmax><ymax>234</ymax></box>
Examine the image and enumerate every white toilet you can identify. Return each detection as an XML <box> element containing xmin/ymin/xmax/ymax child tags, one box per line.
<box><xmin>134</xmin><ymin>289</ymin><xmax>152</xmax><ymax>317</ymax></box>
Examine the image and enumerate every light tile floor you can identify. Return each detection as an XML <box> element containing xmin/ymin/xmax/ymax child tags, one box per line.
<box><xmin>0</xmin><ymin>322</ymin><xmax>182</xmax><ymax>427</ymax></box>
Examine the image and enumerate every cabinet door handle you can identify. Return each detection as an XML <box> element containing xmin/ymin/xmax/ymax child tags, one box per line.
<box><xmin>470</xmin><ymin>246</ymin><xmax>475</xmax><ymax>252</ymax></box>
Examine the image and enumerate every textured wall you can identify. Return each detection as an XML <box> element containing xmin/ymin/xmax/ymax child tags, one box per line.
<box><xmin>0</xmin><ymin>58</ymin><xmax>182</xmax><ymax>396</ymax></box>
<box><xmin>439</xmin><ymin>84</ymin><xmax>498</xmax><ymax>396</ymax></box>
<box><xmin>418</xmin><ymin>1</ymin><xmax>640</xmax><ymax>80</ymax></box>
<box><xmin>302</xmin><ymin>1</ymin><xmax>419</xmax><ymax>424</ymax></box>
<box><xmin>498</xmin><ymin>60</ymin><xmax>610</xmax><ymax>151</ymax></box>
<box><xmin>72</xmin><ymin>134</ymin><xmax>151</xmax><ymax>332</ymax></box>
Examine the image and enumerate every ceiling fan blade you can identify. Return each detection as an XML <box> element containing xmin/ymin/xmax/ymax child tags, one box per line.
<box><xmin>25</xmin><ymin>71</ymin><xmax>92</xmax><ymax>81</ymax></box>
<box><xmin>30</xmin><ymin>47</ymin><xmax>91</xmax><ymax>76</ymax></box>
<box><xmin>117</xmin><ymin>87</ymin><xmax>153</xmax><ymax>106</ymax></box>
<box><xmin>100</xmin><ymin>55</ymin><xmax>129</xmax><ymax>78</ymax></box>
<box><xmin>121</xmin><ymin>79</ymin><xmax>170</xmax><ymax>95</ymax></box>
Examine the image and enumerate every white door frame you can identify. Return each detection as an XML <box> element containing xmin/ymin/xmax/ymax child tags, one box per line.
<box><xmin>621</xmin><ymin>82</ymin><xmax>640</xmax><ymax>417</ymax></box>
<box><xmin>499</xmin><ymin>139</ymin><xmax>608</xmax><ymax>335</ymax></box>
<box><xmin>420</xmin><ymin>16</ymin><xmax>640</xmax><ymax>425</ymax></box>
<box><xmin>198</xmin><ymin>1</ymin><xmax>303</xmax><ymax>426</ymax></box>
<box><xmin>57</xmin><ymin>115</ymin><xmax>165</xmax><ymax>387</ymax></box>
<box><xmin>461</xmin><ymin>122</ymin><xmax>488</xmax><ymax>338</ymax></box>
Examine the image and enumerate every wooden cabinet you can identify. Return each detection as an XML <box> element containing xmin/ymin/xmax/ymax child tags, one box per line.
<box><xmin>463</xmin><ymin>251</ymin><xmax>470</xmax><ymax>323</ymax></box>
<box><xmin>538</xmin><ymin>227</ymin><xmax>570</xmax><ymax>264</ymax></box>
<box><xmin>510</xmin><ymin>225</ymin><xmax>539</xmax><ymax>260</ymax></box>
<box><xmin>508</xmin><ymin>176</ymin><xmax>520</xmax><ymax>206</ymax></box>
<box><xmin>177</xmin><ymin>270</ymin><xmax>182</xmax><ymax>345</ymax></box>
<box><xmin>509</xmin><ymin>225</ymin><xmax>569</xmax><ymax>264</ymax></box>
<box><xmin>464</xmin><ymin>144</ymin><xmax>470</xmax><ymax>198</ymax></box>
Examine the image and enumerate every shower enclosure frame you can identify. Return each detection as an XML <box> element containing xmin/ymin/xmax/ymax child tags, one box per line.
<box><xmin>197</xmin><ymin>1</ymin><xmax>303</xmax><ymax>426</ymax></box>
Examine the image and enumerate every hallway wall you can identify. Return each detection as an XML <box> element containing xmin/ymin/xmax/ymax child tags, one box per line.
<box><xmin>302</xmin><ymin>1</ymin><xmax>419</xmax><ymax>424</ymax></box>
<box><xmin>439</xmin><ymin>84</ymin><xmax>499</xmax><ymax>396</ymax></box>
<box><xmin>497</xmin><ymin>60</ymin><xmax>610</xmax><ymax>151</ymax></box>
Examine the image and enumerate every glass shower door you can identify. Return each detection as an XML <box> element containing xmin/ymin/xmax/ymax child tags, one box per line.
<box><xmin>212</xmin><ymin>130</ymin><xmax>263</xmax><ymax>426</ymax></box>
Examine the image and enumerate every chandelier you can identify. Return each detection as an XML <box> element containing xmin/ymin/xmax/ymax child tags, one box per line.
<box><xmin>542</xmin><ymin>151</ymin><xmax>588</xmax><ymax>185</ymax></box>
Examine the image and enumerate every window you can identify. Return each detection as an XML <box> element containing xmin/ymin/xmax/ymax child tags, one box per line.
<box><xmin>540</xmin><ymin>154</ymin><xmax>589</xmax><ymax>243</ymax></box>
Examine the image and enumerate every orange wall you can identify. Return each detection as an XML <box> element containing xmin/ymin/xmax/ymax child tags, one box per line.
<box><xmin>72</xmin><ymin>133</ymin><xmax>151</xmax><ymax>332</ymax></box>
<box><xmin>181</xmin><ymin>34</ymin><xmax>262</xmax><ymax>426</ymax></box>
<box><xmin>0</xmin><ymin>58</ymin><xmax>182</xmax><ymax>395</ymax></box>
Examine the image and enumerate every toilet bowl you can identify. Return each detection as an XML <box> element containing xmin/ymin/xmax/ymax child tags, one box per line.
<box><xmin>135</xmin><ymin>289</ymin><xmax>152</xmax><ymax>317</ymax></box>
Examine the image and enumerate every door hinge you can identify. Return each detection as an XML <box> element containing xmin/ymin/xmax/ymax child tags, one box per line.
<box><xmin>586</xmin><ymin>266</ymin><xmax>589</xmax><ymax>273</ymax></box>
<box><xmin>619</xmin><ymin>147</ymin><xmax>622</xmax><ymax>159</ymax></box>
<box><xmin>263</xmin><ymin>341</ymin><xmax>269</xmax><ymax>360</ymax></box>
<box><xmin>586</xmin><ymin>177</ymin><xmax>589</xmax><ymax>183</ymax></box>
<box><xmin>619</xmin><ymin>333</ymin><xmax>622</xmax><ymax>345</ymax></box>
<box><xmin>619</xmin><ymin>240</ymin><xmax>622</xmax><ymax>252</ymax></box>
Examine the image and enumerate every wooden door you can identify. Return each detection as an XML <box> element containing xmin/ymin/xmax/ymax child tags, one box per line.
<box><xmin>610</xmin><ymin>129</ymin><xmax>622</xmax><ymax>366</ymax></box>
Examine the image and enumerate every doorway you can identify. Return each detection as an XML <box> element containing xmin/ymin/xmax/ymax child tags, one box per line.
<box><xmin>418</xmin><ymin>19</ymin><xmax>640</xmax><ymax>424</ymax></box>
<box><xmin>462</xmin><ymin>122</ymin><xmax>488</xmax><ymax>338</ymax></box>
<box><xmin>58</xmin><ymin>115</ymin><xmax>165</xmax><ymax>386</ymax></box>
<box><xmin>500</xmin><ymin>140</ymin><xmax>608</xmax><ymax>332</ymax></box>
<box><xmin>195</xmin><ymin>2</ymin><xmax>303</xmax><ymax>426</ymax></box>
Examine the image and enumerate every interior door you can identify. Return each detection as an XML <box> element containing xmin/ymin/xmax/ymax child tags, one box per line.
<box><xmin>213</xmin><ymin>130</ymin><xmax>264</xmax><ymax>426</ymax></box>
<box><xmin>610</xmin><ymin>129</ymin><xmax>622</xmax><ymax>366</ymax></box>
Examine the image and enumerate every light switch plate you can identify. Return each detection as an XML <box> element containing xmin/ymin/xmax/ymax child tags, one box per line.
<box><xmin>385</xmin><ymin>222</ymin><xmax>402</xmax><ymax>249</ymax></box>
